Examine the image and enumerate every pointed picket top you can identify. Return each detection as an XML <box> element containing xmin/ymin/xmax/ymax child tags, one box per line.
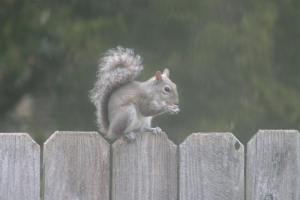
<box><xmin>247</xmin><ymin>129</ymin><xmax>300</xmax><ymax>200</ymax></box>
<box><xmin>0</xmin><ymin>132</ymin><xmax>40</xmax><ymax>147</ymax></box>
<box><xmin>112</xmin><ymin>132</ymin><xmax>177</xmax><ymax>200</ymax></box>
<box><xmin>44</xmin><ymin>130</ymin><xmax>109</xmax><ymax>146</ymax></box>
<box><xmin>247</xmin><ymin>129</ymin><xmax>299</xmax><ymax>145</ymax></box>
<box><xmin>0</xmin><ymin>133</ymin><xmax>40</xmax><ymax>200</ymax></box>
<box><xmin>179</xmin><ymin>132</ymin><xmax>244</xmax><ymax>200</ymax></box>
<box><xmin>43</xmin><ymin>131</ymin><xmax>110</xmax><ymax>200</ymax></box>
<box><xmin>0</xmin><ymin>132</ymin><xmax>39</xmax><ymax>143</ymax></box>
<box><xmin>112</xmin><ymin>131</ymin><xmax>177</xmax><ymax>148</ymax></box>
<box><xmin>180</xmin><ymin>132</ymin><xmax>243</xmax><ymax>149</ymax></box>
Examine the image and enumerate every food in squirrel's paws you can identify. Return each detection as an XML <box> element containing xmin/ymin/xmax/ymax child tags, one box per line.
<box><xmin>167</xmin><ymin>102</ymin><xmax>174</xmax><ymax>107</ymax></box>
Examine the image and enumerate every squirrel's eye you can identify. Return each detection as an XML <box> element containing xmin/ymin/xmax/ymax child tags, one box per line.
<box><xmin>163</xmin><ymin>85</ymin><xmax>171</xmax><ymax>93</ymax></box>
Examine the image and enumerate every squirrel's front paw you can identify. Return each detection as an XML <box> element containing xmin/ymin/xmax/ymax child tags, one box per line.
<box><xmin>123</xmin><ymin>132</ymin><xmax>136</xmax><ymax>143</ymax></box>
<box><xmin>146</xmin><ymin>127</ymin><xmax>163</xmax><ymax>134</ymax></box>
<box><xmin>166</xmin><ymin>104</ymin><xmax>180</xmax><ymax>114</ymax></box>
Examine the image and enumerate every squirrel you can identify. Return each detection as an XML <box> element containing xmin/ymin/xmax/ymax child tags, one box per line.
<box><xmin>90</xmin><ymin>46</ymin><xmax>179</xmax><ymax>142</ymax></box>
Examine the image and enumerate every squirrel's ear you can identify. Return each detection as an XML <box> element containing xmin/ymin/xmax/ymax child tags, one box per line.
<box><xmin>163</xmin><ymin>68</ymin><xmax>169</xmax><ymax>78</ymax></box>
<box><xmin>155</xmin><ymin>71</ymin><xmax>162</xmax><ymax>84</ymax></box>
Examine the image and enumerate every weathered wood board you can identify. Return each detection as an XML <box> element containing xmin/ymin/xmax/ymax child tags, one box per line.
<box><xmin>112</xmin><ymin>132</ymin><xmax>177</xmax><ymax>200</ymax></box>
<box><xmin>247</xmin><ymin>130</ymin><xmax>300</xmax><ymax>200</ymax></box>
<box><xmin>0</xmin><ymin>133</ymin><xmax>40</xmax><ymax>200</ymax></box>
<box><xmin>43</xmin><ymin>131</ymin><xmax>110</xmax><ymax>200</ymax></box>
<box><xmin>179</xmin><ymin>132</ymin><xmax>244</xmax><ymax>200</ymax></box>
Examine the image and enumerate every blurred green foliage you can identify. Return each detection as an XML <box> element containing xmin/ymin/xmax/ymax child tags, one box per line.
<box><xmin>1</xmin><ymin>0</ymin><xmax>300</xmax><ymax>145</ymax></box>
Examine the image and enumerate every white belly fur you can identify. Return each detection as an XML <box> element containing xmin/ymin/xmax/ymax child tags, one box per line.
<box><xmin>124</xmin><ymin>105</ymin><xmax>152</xmax><ymax>133</ymax></box>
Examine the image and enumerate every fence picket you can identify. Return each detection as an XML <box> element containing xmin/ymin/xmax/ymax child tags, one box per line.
<box><xmin>43</xmin><ymin>131</ymin><xmax>110</xmax><ymax>200</ymax></box>
<box><xmin>0</xmin><ymin>133</ymin><xmax>40</xmax><ymax>200</ymax></box>
<box><xmin>179</xmin><ymin>132</ymin><xmax>244</xmax><ymax>200</ymax></box>
<box><xmin>246</xmin><ymin>130</ymin><xmax>300</xmax><ymax>200</ymax></box>
<box><xmin>112</xmin><ymin>132</ymin><xmax>177</xmax><ymax>200</ymax></box>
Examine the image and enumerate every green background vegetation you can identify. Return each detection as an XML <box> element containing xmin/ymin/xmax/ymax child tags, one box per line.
<box><xmin>1</xmin><ymin>0</ymin><xmax>300</xmax><ymax>145</ymax></box>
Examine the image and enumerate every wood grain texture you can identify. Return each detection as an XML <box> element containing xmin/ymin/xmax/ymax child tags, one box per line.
<box><xmin>0</xmin><ymin>133</ymin><xmax>40</xmax><ymax>200</ymax></box>
<box><xmin>247</xmin><ymin>130</ymin><xmax>300</xmax><ymax>200</ymax></box>
<box><xmin>179</xmin><ymin>132</ymin><xmax>244</xmax><ymax>200</ymax></box>
<box><xmin>112</xmin><ymin>132</ymin><xmax>177</xmax><ymax>200</ymax></box>
<box><xmin>43</xmin><ymin>131</ymin><xmax>110</xmax><ymax>200</ymax></box>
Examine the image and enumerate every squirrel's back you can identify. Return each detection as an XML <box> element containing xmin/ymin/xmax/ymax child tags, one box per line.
<box><xmin>90</xmin><ymin>46</ymin><xmax>143</xmax><ymax>134</ymax></box>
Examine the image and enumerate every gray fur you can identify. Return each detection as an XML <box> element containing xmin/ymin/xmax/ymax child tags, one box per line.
<box><xmin>89</xmin><ymin>46</ymin><xmax>143</xmax><ymax>134</ymax></box>
<box><xmin>90</xmin><ymin>46</ymin><xmax>179</xmax><ymax>142</ymax></box>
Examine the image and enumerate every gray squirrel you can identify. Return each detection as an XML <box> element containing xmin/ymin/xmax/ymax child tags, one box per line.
<box><xmin>90</xmin><ymin>46</ymin><xmax>179</xmax><ymax>142</ymax></box>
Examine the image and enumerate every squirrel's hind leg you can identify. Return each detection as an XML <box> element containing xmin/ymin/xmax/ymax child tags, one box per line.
<box><xmin>107</xmin><ymin>107</ymin><xmax>133</xmax><ymax>140</ymax></box>
<box><xmin>108</xmin><ymin>105</ymin><xmax>138</xmax><ymax>142</ymax></box>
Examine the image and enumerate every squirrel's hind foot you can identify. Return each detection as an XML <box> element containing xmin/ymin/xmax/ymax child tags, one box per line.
<box><xmin>123</xmin><ymin>132</ymin><xmax>136</xmax><ymax>143</ymax></box>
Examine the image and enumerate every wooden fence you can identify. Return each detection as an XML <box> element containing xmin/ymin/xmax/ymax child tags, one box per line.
<box><xmin>0</xmin><ymin>130</ymin><xmax>299</xmax><ymax>200</ymax></box>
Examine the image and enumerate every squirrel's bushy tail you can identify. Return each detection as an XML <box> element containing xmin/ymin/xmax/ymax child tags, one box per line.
<box><xmin>90</xmin><ymin>46</ymin><xmax>143</xmax><ymax>134</ymax></box>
